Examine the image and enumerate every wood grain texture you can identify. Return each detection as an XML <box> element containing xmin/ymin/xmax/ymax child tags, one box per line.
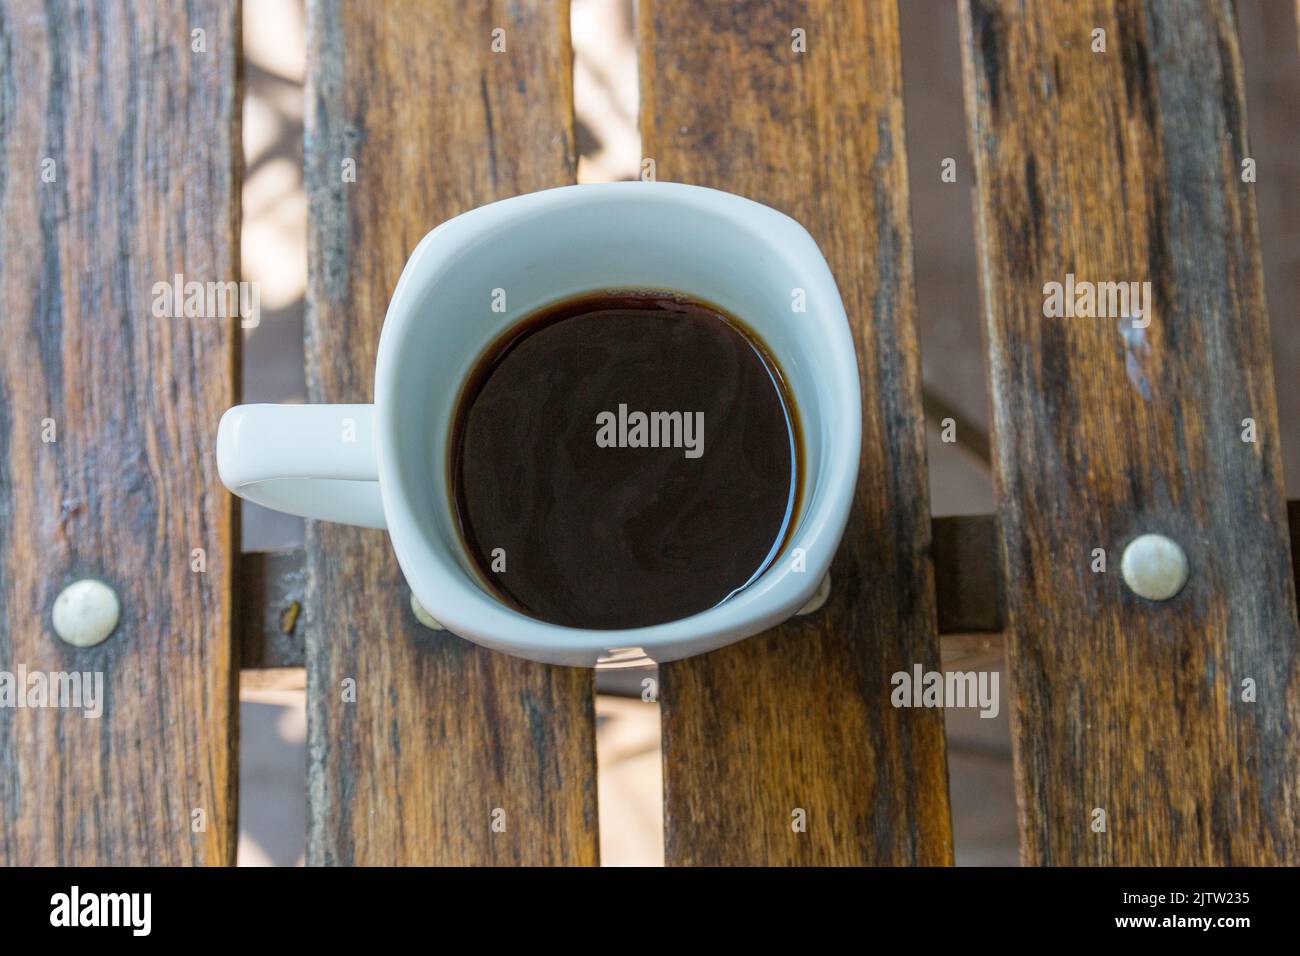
<box><xmin>303</xmin><ymin>0</ymin><xmax>597</xmax><ymax>865</ymax></box>
<box><xmin>0</xmin><ymin>1</ymin><xmax>240</xmax><ymax>863</ymax></box>
<box><xmin>961</xmin><ymin>0</ymin><xmax>1300</xmax><ymax>863</ymax></box>
<box><xmin>641</xmin><ymin>0</ymin><xmax>953</xmax><ymax>865</ymax></box>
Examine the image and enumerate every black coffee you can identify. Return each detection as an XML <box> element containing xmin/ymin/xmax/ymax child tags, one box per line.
<box><xmin>450</xmin><ymin>291</ymin><xmax>800</xmax><ymax>629</ymax></box>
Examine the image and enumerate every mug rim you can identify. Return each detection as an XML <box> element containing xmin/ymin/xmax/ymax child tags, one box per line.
<box><xmin>374</xmin><ymin>182</ymin><xmax>861</xmax><ymax>666</ymax></box>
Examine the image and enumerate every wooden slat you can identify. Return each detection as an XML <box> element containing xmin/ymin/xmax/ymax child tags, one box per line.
<box><xmin>238</xmin><ymin>550</ymin><xmax>305</xmax><ymax>670</ymax></box>
<box><xmin>240</xmin><ymin>500</ymin><xmax>1300</xmax><ymax>669</ymax></box>
<box><xmin>303</xmin><ymin>0</ymin><xmax>597</xmax><ymax>865</ymax></box>
<box><xmin>239</xmin><ymin>512</ymin><xmax>1014</xmax><ymax>670</ymax></box>
<box><xmin>641</xmin><ymin>0</ymin><xmax>953</xmax><ymax>865</ymax></box>
<box><xmin>0</xmin><ymin>0</ymin><xmax>240</xmax><ymax>863</ymax></box>
<box><xmin>933</xmin><ymin>514</ymin><xmax>1004</xmax><ymax>634</ymax></box>
<box><xmin>961</xmin><ymin>0</ymin><xmax>1300</xmax><ymax>864</ymax></box>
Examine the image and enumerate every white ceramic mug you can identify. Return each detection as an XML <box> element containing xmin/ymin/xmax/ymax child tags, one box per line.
<box><xmin>217</xmin><ymin>182</ymin><xmax>860</xmax><ymax>666</ymax></box>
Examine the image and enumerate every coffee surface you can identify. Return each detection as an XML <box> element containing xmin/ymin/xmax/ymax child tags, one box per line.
<box><xmin>451</xmin><ymin>292</ymin><xmax>798</xmax><ymax>629</ymax></box>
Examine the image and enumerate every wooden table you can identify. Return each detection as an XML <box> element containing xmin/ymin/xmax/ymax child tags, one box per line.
<box><xmin>1</xmin><ymin>0</ymin><xmax>1297</xmax><ymax>866</ymax></box>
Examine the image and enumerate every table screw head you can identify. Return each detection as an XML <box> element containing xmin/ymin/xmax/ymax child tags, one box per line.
<box><xmin>410</xmin><ymin>592</ymin><xmax>444</xmax><ymax>631</ymax></box>
<box><xmin>52</xmin><ymin>579</ymin><xmax>120</xmax><ymax>646</ymax></box>
<box><xmin>796</xmin><ymin>572</ymin><xmax>832</xmax><ymax>616</ymax></box>
<box><xmin>1120</xmin><ymin>534</ymin><xmax>1189</xmax><ymax>602</ymax></box>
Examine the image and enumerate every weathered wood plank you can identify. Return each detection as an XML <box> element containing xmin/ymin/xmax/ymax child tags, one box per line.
<box><xmin>0</xmin><ymin>0</ymin><xmax>240</xmax><ymax>863</ymax></box>
<box><xmin>303</xmin><ymin>0</ymin><xmax>597</xmax><ymax>865</ymax></box>
<box><xmin>961</xmin><ymin>0</ymin><xmax>1300</xmax><ymax>864</ymax></box>
<box><xmin>641</xmin><ymin>0</ymin><xmax>953</xmax><ymax>865</ymax></box>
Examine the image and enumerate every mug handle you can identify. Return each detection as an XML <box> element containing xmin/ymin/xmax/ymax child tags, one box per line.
<box><xmin>216</xmin><ymin>404</ymin><xmax>386</xmax><ymax>529</ymax></box>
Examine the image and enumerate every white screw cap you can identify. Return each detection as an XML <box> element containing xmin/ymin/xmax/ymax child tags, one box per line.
<box><xmin>52</xmin><ymin>579</ymin><xmax>120</xmax><ymax>646</ymax></box>
<box><xmin>410</xmin><ymin>592</ymin><xmax>445</xmax><ymax>631</ymax></box>
<box><xmin>1120</xmin><ymin>534</ymin><xmax>1189</xmax><ymax>601</ymax></box>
